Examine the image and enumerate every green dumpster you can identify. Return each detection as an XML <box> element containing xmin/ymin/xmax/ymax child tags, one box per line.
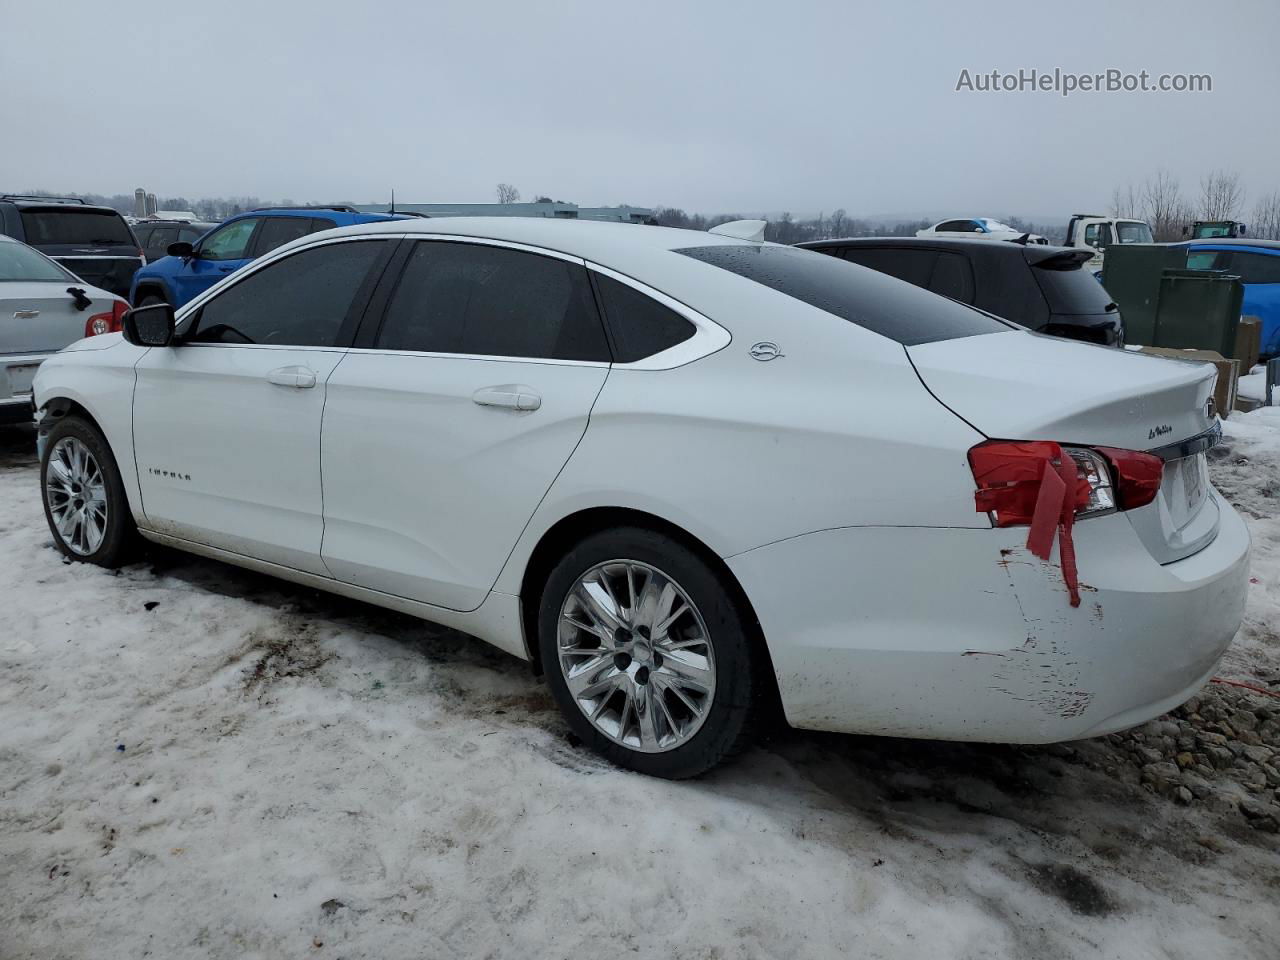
<box><xmin>1102</xmin><ymin>244</ymin><xmax>1185</xmax><ymax>345</ymax></box>
<box><xmin>1152</xmin><ymin>269</ymin><xmax>1243</xmax><ymax>357</ymax></box>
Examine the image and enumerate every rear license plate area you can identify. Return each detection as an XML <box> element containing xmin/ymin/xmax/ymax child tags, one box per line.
<box><xmin>5</xmin><ymin>362</ymin><xmax>39</xmax><ymax>396</ymax></box>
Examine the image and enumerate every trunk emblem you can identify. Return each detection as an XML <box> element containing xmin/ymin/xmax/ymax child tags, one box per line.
<box><xmin>13</xmin><ymin>310</ymin><xmax>40</xmax><ymax>319</ymax></box>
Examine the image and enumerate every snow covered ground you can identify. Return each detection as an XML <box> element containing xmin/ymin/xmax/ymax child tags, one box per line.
<box><xmin>2</xmin><ymin>414</ymin><xmax>1278</xmax><ymax>960</ymax></box>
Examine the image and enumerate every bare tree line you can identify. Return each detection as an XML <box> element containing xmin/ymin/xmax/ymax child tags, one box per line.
<box><xmin>1110</xmin><ymin>169</ymin><xmax>1280</xmax><ymax>241</ymax></box>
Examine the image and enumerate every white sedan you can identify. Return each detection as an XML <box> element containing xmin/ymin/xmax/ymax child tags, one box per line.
<box><xmin>32</xmin><ymin>218</ymin><xmax>1249</xmax><ymax>778</ymax></box>
<box><xmin>1</xmin><ymin>234</ymin><xmax>125</xmax><ymax>425</ymax></box>
<box><xmin>916</xmin><ymin>217</ymin><xmax>1048</xmax><ymax>244</ymax></box>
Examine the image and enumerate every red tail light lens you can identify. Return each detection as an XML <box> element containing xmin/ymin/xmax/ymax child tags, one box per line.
<box><xmin>85</xmin><ymin>299</ymin><xmax>129</xmax><ymax>337</ymax></box>
<box><xmin>1095</xmin><ymin>446</ymin><xmax>1163</xmax><ymax>509</ymax></box>
<box><xmin>970</xmin><ymin>440</ymin><xmax>1162</xmax><ymax>525</ymax></box>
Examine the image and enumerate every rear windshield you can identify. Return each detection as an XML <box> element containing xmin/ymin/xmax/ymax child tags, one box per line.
<box><xmin>0</xmin><ymin>241</ymin><xmax>72</xmax><ymax>282</ymax></box>
<box><xmin>1031</xmin><ymin>260</ymin><xmax>1116</xmax><ymax>315</ymax></box>
<box><xmin>676</xmin><ymin>244</ymin><xmax>1011</xmax><ymax>345</ymax></box>
<box><xmin>19</xmin><ymin>209</ymin><xmax>135</xmax><ymax>246</ymax></box>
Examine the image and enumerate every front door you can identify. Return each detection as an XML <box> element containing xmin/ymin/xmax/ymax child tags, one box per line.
<box><xmin>321</xmin><ymin>238</ymin><xmax>612</xmax><ymax>611</ymax></box>
<box><xmin>171</xmin><ymin>216</ymin><xmax>263</xmax><ymax>306</ymax></box>
<box><xmin>132</xmin><ymin>237</ymin><xmax>393</xmax><ymax>573</ymax></box>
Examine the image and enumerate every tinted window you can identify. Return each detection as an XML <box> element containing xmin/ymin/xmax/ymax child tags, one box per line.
<box><xmin>841</xmin><ymin>247</ymin><xmax>937</xmax><ymax>287</ymax></box>
<box><xmin>179</xmin><ymin>225</ymin><xmax>209</xmax><ymax>242</ymax></box>
<box><xmin>253</xmin><ymin>217</ymin><xmax>319</xmax><ymax>257</ymax></box>
<box><xmin>1229</xmin><ymin>251</ymin><xmax>1280</xmax><ymax>284</ymax></box>
<box><xmin>0</xmin><ymin>241</ymin><xmax>71</xmax><ymax>282</ymax></box>
<box><xmin>190</xmin><ymin>240</ymin><xmax>385</xmax><ymax>346</ymax></box>
<box><xmin>593</xmin><ymin>273</ymin><xmax>695</xmax><ymax>362</ymax></box>
<box><xmin>677</xmin><ymin>244</ymin><xmax>1010</xmax><ymax>345</ymax></box>
<box><xmin>19</xmin><ymin>209</ymin><xmax>134</xmax><ymax>246</ymax></box>
<box><xmin>928</xmin><ymin>252</ymin><xmax>976</xmax><ymax>302</ymax></box>
<box><xmin>148</xmin><ymin>226</ymin><xmax>178</xmax><ymax>250</ymax></box>
<box><xmin>376</xmin><ymin>241</ymin><xmax>610</xmax><ymax>361</ymax></box>
<box><xmin>133</xmin><ymin>226</ymin><xmax>155</xmax><ymax>247</ymax></box>
<box><xmin>1031</xmin><ymin>261</ymin><xmax>1115</xmax><ymax>315</ymax></box>
<box><xmin>935</xmin><ymin>220</ymin><xmax>976</xmax><ymax>233</ymax></box>
<box><xmin>200</xmin><ymin>218</ymin><xmax>260</xmax><ymax>261</ymax></box>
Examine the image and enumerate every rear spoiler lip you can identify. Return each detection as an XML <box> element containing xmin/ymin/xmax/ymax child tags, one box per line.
<box><xmin>1025</xmin><ymin>247</ymin><xmax>1093</xmax><ymax>269</ymax></box>
<box><xmin>1147</xmin><ymin>420</ymin><xmax>1221</xmax><ymax>462</ymax></box>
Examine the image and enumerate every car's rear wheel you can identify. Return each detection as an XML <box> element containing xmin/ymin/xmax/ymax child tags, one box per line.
<box><xmin>40</xmin><ymin>416</ymin><xmax>138</xmax><ymax>567</ymax></box>
<box><xmin>538</xmin><ymin>527</ymin><xmax>761</xmax><ymax>778</ymax></box>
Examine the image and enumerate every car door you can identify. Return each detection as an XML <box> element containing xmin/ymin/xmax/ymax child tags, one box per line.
<box><xmin>132</xmin><ymin>236</ymin><xmax>394</xmax><ymax>573</ymax></box>
<box><xmin>321</xmin><ymin>237</ymin><xmax>612</xmax><ymax>611</ymax></box>
<box><xmin>250</xmin><ymin>216</ymin><xmax>323</xmax><ymax>259</ymax></box>
<box><xmin>170</xmin><ymin>216</ymin><xmax>264</xmax><ymax>306</ymax></box>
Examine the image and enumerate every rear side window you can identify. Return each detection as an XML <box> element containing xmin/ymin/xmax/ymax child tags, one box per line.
<box><xmin>190</xmin><ymin>240</ymin><xmax>386</xmax><ymax>346</ymax></box>
<box><xmin>1031</xmin><ymin>261</ymin><xmax>1115</xmax><ymax>315</ymax></box>
<box><xmin>841</xmin><ymin>247</ymin><xmax>937</xmax><ymax>287</ymax></box>
<box><xmin>592</xmin><ymin>274</ymin><xmax>694</xmax><ymax>362</ymax></box>
<box><xmin>1227</xmin><ymin>251</ymin><xmax>1280</xmax><ymax>284</ymax></box>
<box><xmin>676</xmin><ymin>244</ymin><xmax>1010</xmax><ymax>345</ymax></box>
<box><xmin>376</xmin><ymin>241</ymin><xmax>610</xmax><ymax>361</ymax></box>
<box><xmin>928</xmin><ymin>252</ymin><xmax>976</xmax><ymax>303</ymax></box>
<box><xmin>19</xmin><ymin>209</ymin><xmax>134</xmax><ymax>246</ymax></box>
<box><xmin>253</xmin><ymin>217</ymin><xmax>318</xmax><ymax>257</ymax></box>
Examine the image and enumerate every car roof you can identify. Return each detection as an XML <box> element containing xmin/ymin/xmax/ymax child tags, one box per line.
<box><xmin>2</xmin><ymin>198</ymin><xmax>124</xmax><ymax>215</ymax></box>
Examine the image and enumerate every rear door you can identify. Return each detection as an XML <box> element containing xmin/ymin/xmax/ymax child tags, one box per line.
<box><xmin>320</xmin><ymin>237</ymin><xmax>612</xmax><ymax>611</ymax></box>
<box><xmin>132</xmin><ymin>237</ymin><xmax>393</xmax><ymax>572</ymax></box>
<box><xmin>251</xmin><ymin>216</ymin><xmax>324</xmax><ymax>259</ymax></box>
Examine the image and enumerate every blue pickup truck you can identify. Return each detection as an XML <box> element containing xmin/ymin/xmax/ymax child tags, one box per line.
<box><xmin>129</xmin><ymin>206</ymin><xmax>405</xmax><ymax>308</ymax></box>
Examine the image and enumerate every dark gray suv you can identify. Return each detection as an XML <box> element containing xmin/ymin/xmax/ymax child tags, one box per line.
<box><xmin>797</xmin><ymin>236</ymin><xmax>1124</xmax><ymax>346</ymax></box>
<box><xmin>0</xmin><ymin>196</ymin><xmax>143</xmax><ymax>298</ymax></box>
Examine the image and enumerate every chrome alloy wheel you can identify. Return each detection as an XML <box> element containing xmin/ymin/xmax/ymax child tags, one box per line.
<box><xmin>557</xmin><ymin>559</ymin><xmax>716</xmax><ymax>753</ymax></box>
<box><xmin>45</xmin><ymin>437</ymin><xmax>108</xmax><ymax>556</ymax></box>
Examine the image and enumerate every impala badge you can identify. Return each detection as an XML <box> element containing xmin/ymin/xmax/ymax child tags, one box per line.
<box><xmin>749</xmin><ymin>341</ymin><xmax>784</xmax><ymax>361</ymax></box>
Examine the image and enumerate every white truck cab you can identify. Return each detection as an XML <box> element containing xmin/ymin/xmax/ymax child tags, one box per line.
<box><xmin>1064</xmin><ymin>214</ymin><xmax>1155</xmax><ymax>278</ymax></box>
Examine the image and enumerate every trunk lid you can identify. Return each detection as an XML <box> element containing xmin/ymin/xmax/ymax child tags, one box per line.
<box><xmin>909</xmin><ymin>330</ymin><xmax>1219</xmax><ymax>563</ymax></box>
<box><xmin>1</xmin><ymin>281</ymin><xmax>113</xmax><ymax>355</ymax></box>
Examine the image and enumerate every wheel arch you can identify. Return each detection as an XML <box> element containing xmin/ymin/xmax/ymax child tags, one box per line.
<box><xmin>517</xmin><ymin>506</ymin><xmax>782</xmax><ymax>711</ymax></box>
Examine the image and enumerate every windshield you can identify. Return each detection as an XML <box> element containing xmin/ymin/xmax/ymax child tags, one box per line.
<box><xmin>1116</xmin><ymin>221</ymin><xmax>1154</xmax><ymax>244</ymax></box>
<box><xmin>0</xmin><ymin>241</ymin><xmax>73</xmax><ymax>282</ymax></box>
<box><xmin>19</xmin><ymin>209</ymin><xmax>135</xmax><ymax>246</ymax></box>
<box><xmin>677</xmin><ymin>244</ymin><xmax>1011</xmax><ymax>345</ymax></box>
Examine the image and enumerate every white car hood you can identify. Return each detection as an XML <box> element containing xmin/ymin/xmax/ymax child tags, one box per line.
<box><xmin>907</xmin><ymin>331</ymin><xmax>1216</xmax><ymax>452</ymax></box>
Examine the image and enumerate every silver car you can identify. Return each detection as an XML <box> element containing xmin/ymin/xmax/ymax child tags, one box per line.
<box><xmin>1</xmin><ymin>234</ymin><xmax>123</xmax><ymax>424</ymax></box>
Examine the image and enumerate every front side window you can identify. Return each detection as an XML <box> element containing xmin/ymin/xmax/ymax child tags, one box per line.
<box><xmin>676</xmin><ymin>244</ymin><xmax>1010</xmax><ymax>346</ymax></box>
<box><xmin>1116</xmin><ymin>221</ymin><xmax>1153</xmax><ymax>244</ymax></box>
<box><xmin>253</xmin><ymin>217</ymin><xmax>320</xmax><ymax>257</ymax></box>
<box><xmin>149</xmin><ymin>226</ymin><xmax>178</xmax><ymax>250</ymax></box>
<box><xmin>0</xmin><ymin>241</ymin><xmax>72</xmax><ymax>282</ymax></box>
<box><xmin>188</xmin><ymin>240</ymin><xmax>386</xmax><ymax>346</ymax></box>
<box><xmin>592</xmin><ymin>273</ymin><xmax>694</xmax><ymax>362</ymax></box>
<box><xmin>199</xmin><ymin>218</ymin><xmax>260</xmax><ymax>261</ymax></box>
<box><xmin>376</xmin><ymin>241</ymin><xmax>610</xmax><ymax>362</ymax></box>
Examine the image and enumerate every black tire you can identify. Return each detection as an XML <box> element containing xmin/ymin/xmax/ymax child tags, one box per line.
<box><xmin>538</xmin><ymin>526</ymin><xmax>761</xmax><ymax>779</ymax></box>
<box><xmin>40</xmin><ymin>415</ymin><xmax>139</xmax><ymax>567</ymax></box>
<box><xmin>138</xmin><ymin>292</ymin><xmax>166</xmax><ymax>308</ymax></box>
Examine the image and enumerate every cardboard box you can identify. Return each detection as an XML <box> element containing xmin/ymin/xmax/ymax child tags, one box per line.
<box><xmin>1235</xmin><ymin>316</ymin><xmax>1262</xmax><ymax>373</ymax></box>
<box><xmin>1135</xmin><ymin>347</ymin><xmax>1238</xmax><ymax>419</ymax></box>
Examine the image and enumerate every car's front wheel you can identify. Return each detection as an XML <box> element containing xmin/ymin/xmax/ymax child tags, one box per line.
<box><xmin>40</xmin><ymin>415</ymin><xmax>138</xmax><ymax>567</ymax></box>
<box><xmin>539</xmin><ymin>527</ymin><xmax>762</xmax><ymax>778</ymax></box>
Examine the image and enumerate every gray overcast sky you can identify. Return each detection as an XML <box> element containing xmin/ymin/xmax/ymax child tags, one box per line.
<box><xmin>2</xmin><ymin>0</ymin><xmax>1277</xmax><ymax>217</ymax></box>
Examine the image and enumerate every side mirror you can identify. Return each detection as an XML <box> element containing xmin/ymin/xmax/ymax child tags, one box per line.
<box><xmin>167</xmin><ymin>240</ymin><xmax>194</xmax><ymax>258</ymax></box>
<box><xmin>122</xmin><ymin>302</ymin><xmax>176</xmax><ymax>347</ymax></box>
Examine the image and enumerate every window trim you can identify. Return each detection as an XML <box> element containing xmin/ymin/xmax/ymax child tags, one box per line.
<box><xmin>584</xmin><ymin>262</ymin><xmax>730</xmax><ymax>370</ymax></box>
<box><xmin>173</xmin><ymin>234</ymin><xmax>398</xmax><ymax>349</ymax></box>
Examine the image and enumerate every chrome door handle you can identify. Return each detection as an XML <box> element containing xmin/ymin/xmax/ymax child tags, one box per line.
<box><xmin>266</xmin><ymin>365</ymin><xmax>317</xmax><ymax>389</ymax></box>
<box><xmin>472</xmin><ymin>385</ymin><xmax>541</xmax><ymax>411</ymax></box>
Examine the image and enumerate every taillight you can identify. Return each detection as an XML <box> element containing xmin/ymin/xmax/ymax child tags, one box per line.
<box><xmin>85</xmin><ymin>299</ymin><xmax>129</xmax><ymax>337</ymax></box>
<box><xmin>1095</xmin><ymin>446</ymin><xmax>1163</xmax><ymax>509</ymax></box>
<box><xmin>969</xmin><ymin>440</ymin><xmax>1161</xmax><ymax>526</ymax></box>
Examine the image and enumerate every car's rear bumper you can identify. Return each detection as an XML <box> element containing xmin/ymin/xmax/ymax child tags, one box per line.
<box><xmin>726</xmin><ymin>490</ymin><xmax>1250</xmax><ymax>743</ymax></box>
<box><xmin>0</xmin><ymin>352</ymin><xmax>51</xmax><ymax>424</ymax></box>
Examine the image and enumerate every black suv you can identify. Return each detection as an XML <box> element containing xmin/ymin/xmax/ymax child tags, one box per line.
<box><xmin>132</xmin><ymin>218</ymin><xmax>218</xmax><ymax>265</ymax></box>
<box><xmin>0</xmin><ymin>196</ymin><xmax>143</xmax><ymax>298</ymax></box>
<box><xmin>797</xmin><ymin>237</ymin><xmax>1123</xmax><ymax>345</ymax></box>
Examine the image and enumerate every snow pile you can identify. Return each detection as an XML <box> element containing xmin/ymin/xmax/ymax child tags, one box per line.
<box><xmin>1</xmin><ymin>417</ymin><xmax>1279</xmax><ymax>959</ymax></box>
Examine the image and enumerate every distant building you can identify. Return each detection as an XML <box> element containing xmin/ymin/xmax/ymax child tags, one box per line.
<box><xmin>354</xmin><ymin>201</ymin><xmax>653</xmax><ymax>223</ymax></box>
